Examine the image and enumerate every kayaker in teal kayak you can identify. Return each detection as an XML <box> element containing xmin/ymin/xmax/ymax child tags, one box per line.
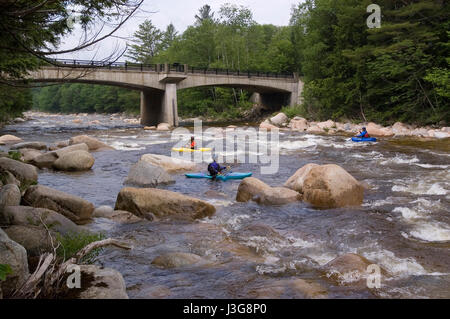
<box><xmin>207</xmin><ymin>155</ymin><xmax>228</xmax><ymax>180</ymax></box>
<box><xmin>355</xmin><ymin>127</ymin><xmax>370</xmax><ymax>138</ymax></box>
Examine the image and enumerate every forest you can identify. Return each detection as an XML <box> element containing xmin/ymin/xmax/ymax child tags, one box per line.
<box><xmin>18</xmin><ymin>1</ymin><xmax>450</xmax><ymax>124</ymax></box>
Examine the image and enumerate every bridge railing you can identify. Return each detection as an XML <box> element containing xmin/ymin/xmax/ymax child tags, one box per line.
<box><xmin>48</xmin><ymin>59</ymin><xmax>294</xmax><ymax>79</ymax></box>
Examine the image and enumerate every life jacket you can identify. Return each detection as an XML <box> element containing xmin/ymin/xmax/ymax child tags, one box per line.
<box><xmin>190</xmin><ymin>141</ymin><xmax>196</xmax><ymax>149</ymax></box>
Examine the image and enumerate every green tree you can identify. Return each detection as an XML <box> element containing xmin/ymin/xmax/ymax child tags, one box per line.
<box><xmin>125</xmin><ymin>20</ymin><xmax>163</xmax><ymax>63</ymax></box>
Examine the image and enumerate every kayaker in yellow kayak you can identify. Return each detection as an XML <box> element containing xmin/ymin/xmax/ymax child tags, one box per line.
<box><xmin>186</xmin><ymin>136</ymin><xmax>196</xmax><ymax>150</ymax></box>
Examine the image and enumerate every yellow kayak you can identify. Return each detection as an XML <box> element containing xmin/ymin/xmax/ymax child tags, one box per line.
<box><xmin>172</xmin><ymin>147</ymin><xmax>212</xmax><ymax>152</ymax></box>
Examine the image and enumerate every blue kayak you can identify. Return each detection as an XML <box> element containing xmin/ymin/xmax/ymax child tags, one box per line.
<box><xmin>185</xmin><ymin>172</ymin><xmax>252</xmax><ymax>181</ymax></box>
<box><xmin>352</xmin><ymin>137</ymin><xmax>377</xmax><ymax>142</ymax></box>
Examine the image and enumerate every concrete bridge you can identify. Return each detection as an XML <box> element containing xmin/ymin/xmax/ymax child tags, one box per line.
<box><xmin>30</xmin><ymin>60</ymin><xmax>304</xmax><ymax>126</ymax></box>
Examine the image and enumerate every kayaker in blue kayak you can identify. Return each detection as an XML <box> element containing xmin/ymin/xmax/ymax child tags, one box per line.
<box><xmin>207</xmin><ymin>155</ymin><xmax>227</xmax><ymax>180</ymax></box>
<box><xmin>355</xmin><ymin>127</ymin><xmax>370</xmax><ymax>138</ymax></box>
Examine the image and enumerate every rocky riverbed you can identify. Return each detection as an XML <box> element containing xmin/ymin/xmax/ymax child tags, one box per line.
<box><xmin>0</xmin><ymin>111</ymin><xmax>449</xmax><ymax>299</ymax></box>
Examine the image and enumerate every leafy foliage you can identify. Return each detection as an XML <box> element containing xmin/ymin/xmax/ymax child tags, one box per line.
<box><xmin>0</xmin><ymin>264</ymin><xmax>13</xmax><ymax>281</ymax></box>
<box><xmin>56</xmin><ymin>232</ymin><xmax>106</xmax><ymax>264</ymax></box>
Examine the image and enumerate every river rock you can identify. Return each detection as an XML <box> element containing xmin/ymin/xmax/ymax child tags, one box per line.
<box><xmin>3</xmin><ymin>225</ymin><xmax>55</xmax><ymax>257</ymax></box>
<box><xmin>366</xmin><ymin>122</ymin><xmax>394</xmax><ymax>137</ymax></box>
<box><xmin>140</xmin><ymin>153</ymin><xmax>198</xmax><ymax>173</ymax></box>
<box><xmin>10</xmin><ymin>142</ymin><xmax>47</xmax><ymax>151</ymax></box>
<box><xmin>73</xmin><ymin>265</ymin><xmax>128</xmax><ymax>299</ymax></box>
<box><xmin>151</xmin><ymin>252</ymin><xmax>203</xmax><ymax>269</ymax></box>
<box><xmin>290</xmin><ymin>117</ymin><xmax>308</xmax><ymax>131</ymax></box>
<box><xmin>249</xmin><ymin>279</ymin><xmax>327</xmax><ymax>299</ymax></box>
<box><xmin>24</xmin><ymin>185</ymin><xmax>94</xmax><ymax>224</ymax></box>
<box><xmin>0</xmin><ymin>184</ymin><xmax>21</xmax><ymax>208</ymax></box>
<box><xmin>285</xmin><ymin>164</ymin><xmax>363</xmax><ymax>208</ymax></box>
<box><xmin>284</xmin><ymin>163</ymin><xmax>319</xmax><ymax>193</ymax></box>
<box><xmin>323</xmin><ymin>253</ymin><xmax>375</xmax><ymax>286</ymax></box>
<box><xmin>31</xmin><ymin>143</ymin><xmax>89</xmax><ymax>168</ymax></box>
<box><xmin>52</xmin><ymin>150</ymin><xmax>95</xmax><ymax>171</ymax></box>
<box><xmin>1</xmin><ymin>206</ymin><xmax>80</xmax><ymax>235</ymax></box>
<box><xmin>18</xmin><ymin>148</ymin><xmax>42</xmax><ymax>163</ymax></box>
<box><xmin>115</xmin><ymin>187</ymin><xmax>216</xmax><ymax>221</ymax></box>
<box><xmin>0</xmin><ymin>135</ymin><xmax>22</xmax><ymax>145</ymax></box>
<box><xmin>69</xmin><ymin>135</ymin><xmax>114</xmax><ymax>151</ymax></box>
<box><xmin>144</xmin><ymin>126</ymin><xmax>156</xmax><ymax>130</ymax></box>
<box><xmin>0</xmin><ymin>170</ymin><xmax>20</xmax><ymax>187</ymax></box>
<box><xmin>93</xmin><ymin>207</ymin><xmax>142</xmax><ymax>224</ymax></box>
<box><xmin>392</xmin><ymin>122</ymin><xmax>412</xmax><ymax>136</ymax></box>
<box><xmin>259</xmin><ymin>120</ymin><xmax>278</xmax><ymax>130</ymax></box>
<box><xmin>0</xmin><ymin>228</ymin><xmax>29</xmax><ymax>297</ymax></box>
<box><xmin>317</xmin><ymin>120</ymin><xmax>335</xmax><ymax>130</ymax></box>
<box><xmin>306</xmin><ymin>125</ymin><xmax>323</xmax><ymax>134</ymax></box>
<box><xmin>236</xmin><ymin>177</ymin><xmax>301</xmax><ymax>205</ymax></box>
<box><xmin>432</xmin><ymin>131</ymin><xmax>450</xmax><ymax>139</ymax></box>
<box><xmin>0</xmin><ymin>158</ymin><xmax>38</xmax><ymax>185</ymax></box>
<box><xmin>156</xmin><ymin>123</ymin><xmax>171</xmax><ymax>131</ymax></box>
<box><xmin>270</xmin><ymin>113</ymin><xmax>288</xmax><ymax>126</ymax></box>
<box><xmin>124</xmin><ymin>160</ymin><xmax>174</xmax><ymax>187</ymax></box>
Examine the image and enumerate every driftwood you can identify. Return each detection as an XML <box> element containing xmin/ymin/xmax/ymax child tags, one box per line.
<box><xmin>12</xmin><ymin>238</ymin><xmax>132</xmax><ymax>299</ymax></box>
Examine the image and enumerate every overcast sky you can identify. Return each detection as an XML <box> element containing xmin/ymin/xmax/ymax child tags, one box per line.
<box><xmin>58</xmin><ymin>0</ymin><xmax>301</xmax><ymax>61</ymax></box>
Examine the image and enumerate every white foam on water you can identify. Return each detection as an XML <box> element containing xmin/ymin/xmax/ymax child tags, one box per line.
<box><xmin>409</xmin><ymin>222</ymin><xmax>450</xmax><ymax>242</ymax></box>
<box><xmin>392</xmin><ymin>182</ymin><xmax>448</xmax><ymax>196</ymax></box>
<box><xmin>110</xmin><ymin>141</ymin><xmax>145</xmax><ymax>151</ymax></box>
<box><xmin>414</xmin><ymin>163</ymin><xmax>450</xmax><ymax>169</ymax></box>
<box><xmin>362</xmin><ymin>249</ymin><xmax>427</xmax><ymax>277</ymax></box>
<box><xmin>393</xmin><ymin>207</ymin><xmax>422</xmax><ymax>220</ymax></box>
<box><xmin>380</xmin><ymin>155</ymin><xmax>420</xmax><ymax>165</ymax></box>
<box><xmin>278</xmin><ymin>140</ymin><xmax>316</xmax><ymax>150</ymax></box>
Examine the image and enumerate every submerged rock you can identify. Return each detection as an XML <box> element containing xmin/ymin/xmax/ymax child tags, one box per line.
<box><xmin>124</xmin><ymin>160</ymin><xmax>174</xmax><ymax>187</ymax></box>
<box><xmin>93</xmin><ymin>205</ymin><xmax>142</xmax><ymax>223</ymax></box>
<box><xmin>24</xmin><ymin>185</ymin><xmax>94</xmax><ymax>224</ymax></box>
<box><xmin>0</xmin><ymin>228</ymin><xmax>29</xmax><ymax>297</ymax></box>
<box><xmin>151</xmin><ymin>252</ymin><xmax>203</xmax><ymax>269</ymax></box>
<box><xmin>115</xmin><ymin>187</ymin><xmax>215</xmax><ymax>221</ymax></box>
<box><xmin>323</xmin><ymin>253</ymin><xmax>378</xmax><ymax>286</ymax></box>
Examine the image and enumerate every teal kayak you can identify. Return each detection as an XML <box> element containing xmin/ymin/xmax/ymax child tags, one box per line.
<box><xmin>185</xmin><ymin>172</ymin><xmax>252</xmax><ymax>181</ymax></box>
<box><xmin>352</xmin><ymin>137</ymin><xmax>377</xmax><ymax>142</ymax></box>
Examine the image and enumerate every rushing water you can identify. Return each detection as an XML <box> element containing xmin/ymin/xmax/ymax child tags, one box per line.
<box><xmin>1</xmin><ymin>113</ymin><xmax>449</xmax><ymax>299</ymax></box>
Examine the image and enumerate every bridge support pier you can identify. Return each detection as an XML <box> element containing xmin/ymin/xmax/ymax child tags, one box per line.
<box><xmin>140</xmin><ymin>84</ymin><xmax>179</xmax><ymax>127</ymax></box>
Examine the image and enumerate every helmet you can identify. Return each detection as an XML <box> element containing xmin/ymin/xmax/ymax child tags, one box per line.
<box><xmin>362</xmin><ymin>127</ymin><xmax>366</xmax><ymax>130</ymax></box>
<box><xmin>212</xmin><ymin>154</ymin><xmax>218</xmax><ymax>161</ymax></box>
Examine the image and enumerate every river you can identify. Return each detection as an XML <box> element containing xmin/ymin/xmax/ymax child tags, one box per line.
<box><xmin>1</xmin><ymin>112</ymin><xmax>449</xmax><ymax>299</ymax></box>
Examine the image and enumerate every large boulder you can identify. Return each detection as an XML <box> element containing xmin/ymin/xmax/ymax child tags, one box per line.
<box><xmin>0</xmin><ymin>228</ymin><xmax>29</xmax><ymax>297</ymax></box>
<box><xmin>259</xmin><ymin>120</ymin><xmax>278</xmax><ymax>130</ymax></box>
<box><xmin>151</xmin><ymin>252</ymin><xmax>203</xmax><ymax>269</ymax></box>
<box><xmin>1</xmin><ymin>206</ymin><xmax>81</xmax><ymax>235</ymax></box>
<box><xmin>270</xmin><ymin>113</ymin><xmax>288</xmax><ymax>126</ymax></box>
<box><xmin>52</xmin><ymin>150</ymin><xmax>95</xmax><ymax>171</ymax></box>
<box><xmin>23</xmin><ymin>185</ymin><xmax>94</xmax><ymax>224</ymax></box>
<box><xmin>0</xmin><ymin>158</ymin><xmax>38</xmax><ymax>185</ymax></box>
<box><xmin>18</xmin><ymin>148</ymin><xmax>43</xmax><ymax>163</ymax></box>
<box><xmin>31</xmin><ymin>143</ymin><xmax>89</xmax><ymax>168</ymax></box>
<box><xmin>10</xmin><ymin>142</ymin><xmax>47</xmax><ymax>151</ymax></box>
<box><xmin>140</xmin><ymin>154</ymin><xmax>198</xmax><ymax>173</ymax></box>
<box><xmin>284</xmin><ymin>163</ymin><xmax>319</xmax><ymax>193</ymax></box>
<box><xmin>73</xmin><ymin>265</ymin><xmax>128</xmax><ymax>299</ymax></box>
<box><xmin>392</xmin><ymin>122</ymin><xmax>412</xmax><ymax>136</ymax></box>
<box><xmin>3</xmin><ymin>225</ymin><xmax>55</xmax><ymax>257</ymax></box>
<box><xmin>156</xmin><ymin>123</ymin><xmax>171</xmax><ymax>131</ymax></box>
<box><xmin>316</xmin><ymin>120</ymin><xmax>335</xmax><ymax>130</ymax></box>
<box><xmin>236</xmin><ymin>177</ymin><xmax>301</xmax><ymax>205</ymax></box>
<box><xmin>0</xmin><ymin>135</ymin><xmax>22</xmax><ymax>145</ymax></box>
<box><xmin>306</xmin><ymin>125</ymin><xmax>323</xmax><ymax>134</ymax></box>
<box><xmin>290</xmin><ymin>117</ymin><xmax>308</xmax><ymax>131</ymax></box>
<box><xmin>0</xmin><ymin>170</ymin><xmax>20</xmax><ymax>187</ymax></box>
<box><xmin>124</xmin><ymin>160</ymin><xmax>174</xmax><ymax>187</ymax></box>
<box><xmin>69</xmin><ymin>135</ymin><xmax>114</xmax><ymax>151</ymax></box>
<box><xmin>285</xmin><ymin>164</ymin><xmax>364</xmax><ymax>208</ymax></box>
<box><xmin>366</xmin><ymin>122</ymin><xmax>394</xmax><ymax>137</ymax></box>
<box><xmin>115</xmin><ymin>187</ymin><xmax>216</xmax><ymax>221</ymax></box>
<box><xmin>0</xmin><ymin>184</ymin><xmax>21</xmax><ymax>208</ymax></box>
